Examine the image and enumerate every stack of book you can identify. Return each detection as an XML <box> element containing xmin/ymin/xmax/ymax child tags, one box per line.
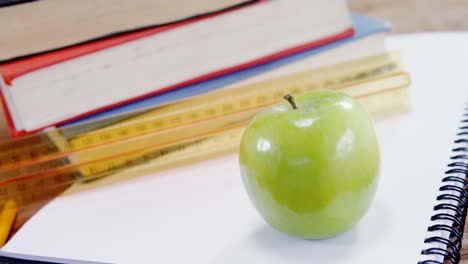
<box><xmin>0</xmin><ymin>0</ymin><xmax>411</xmax><ymax>235</ymax></box>
<box><xmin>0</xmin><ymin>0</ymin><xmax>408</xmax><ymax>137</ymax></box>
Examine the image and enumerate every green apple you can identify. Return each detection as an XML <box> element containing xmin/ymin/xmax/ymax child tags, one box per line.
<box><xmin>239</xmin><ymin>90</ymin><xmax>380</xmax><ymax>239</ymax></box>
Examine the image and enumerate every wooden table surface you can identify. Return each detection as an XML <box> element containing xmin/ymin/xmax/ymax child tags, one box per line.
<box><xmin>350</xmin><ymin>0</ymin><xmax>468</xmax><ymax>33</ymax></box>
<box><xmin>463</xmin><ymin>227</ymin><xmax>468</xmax><ymax>263</ymax></box>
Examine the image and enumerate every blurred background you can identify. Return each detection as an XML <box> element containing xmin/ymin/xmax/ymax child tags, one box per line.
<box><xmin>350</xmin><ymin>0</ymin><xmax>468</xmax><ymax>33</ymax></box>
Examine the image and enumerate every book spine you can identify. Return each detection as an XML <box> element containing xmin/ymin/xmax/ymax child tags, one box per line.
<box><xmin>419</xmin><ymin>102</ymin><xmax>468</xmax><ymax>264</ymax></box>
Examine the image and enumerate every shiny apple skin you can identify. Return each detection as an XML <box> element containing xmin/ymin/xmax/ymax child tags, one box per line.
<box><xmin>239</xmin><ymin>91</ymin><xmax>380</xmax><ymax>239</ymax></box>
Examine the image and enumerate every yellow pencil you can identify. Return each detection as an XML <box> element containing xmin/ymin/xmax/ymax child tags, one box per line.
<box><xmin>0</xmin><ymin>200</ymin><xmax>17</xmax><ymax>248</ymax></box>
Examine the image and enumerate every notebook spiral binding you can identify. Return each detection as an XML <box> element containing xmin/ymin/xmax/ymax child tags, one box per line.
<box><xmin>419</xmin><ymin>105</ymin><xmax>468</xmax><ymax>264</ymax></box>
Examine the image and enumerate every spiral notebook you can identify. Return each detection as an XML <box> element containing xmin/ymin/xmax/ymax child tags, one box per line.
<box><xmin>1</xmin><ymin>38</ymin><xmax>468</xmax><ymax>263</ymax></box>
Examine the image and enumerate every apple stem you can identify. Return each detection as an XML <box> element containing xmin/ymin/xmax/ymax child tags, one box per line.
<box><xmin>283</xmin><ymin>94</ymin><xmax>298</xmax><ymax>109</ymax></box>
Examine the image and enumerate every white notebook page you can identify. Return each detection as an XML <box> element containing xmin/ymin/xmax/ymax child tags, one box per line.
<box><xmin>3</xmin><ymin>34</ymin><xmax>468</xmax><ymax>264</ymax></box>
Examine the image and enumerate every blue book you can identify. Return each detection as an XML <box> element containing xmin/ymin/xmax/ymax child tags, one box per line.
<box><xmin>64</xmin><ymin>13</ymin><xmax>389</xmax><ymax>127</ymax></box>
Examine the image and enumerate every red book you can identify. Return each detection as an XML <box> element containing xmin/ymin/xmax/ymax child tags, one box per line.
<box><xmin>0</xmin><ymin>0</ymin><xmax>353</xmax><ymax>137</ymax></box>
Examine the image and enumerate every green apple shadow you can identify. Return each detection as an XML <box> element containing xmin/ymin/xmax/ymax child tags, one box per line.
<box><xmin>250</xmin><ymin>224</ymin><xmax>359</xmax><ymax>262</ymax></box>
<box><xmin>211</xmin><ymin>199</ymin><xmax>388</xmax><ymax>263</ymax></box>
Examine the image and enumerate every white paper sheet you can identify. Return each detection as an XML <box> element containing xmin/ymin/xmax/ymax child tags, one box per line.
<box><xmin>3</xmin><ymin>33</ymin><xmax>468</xmax><ymax>264</ymax></box>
